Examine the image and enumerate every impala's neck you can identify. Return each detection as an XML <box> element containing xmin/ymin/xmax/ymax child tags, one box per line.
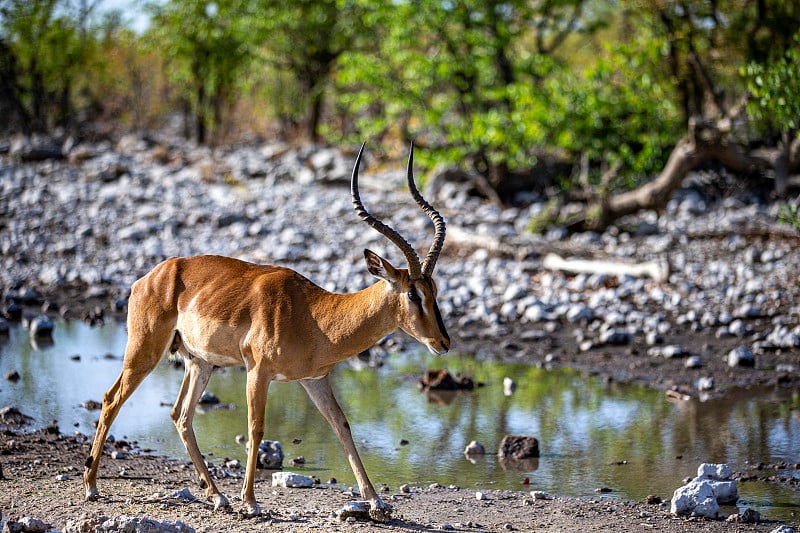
<box><xmin>310</xmin><ymin>281</ymin><xmax>398</xmax><ymax>363</ymax></box>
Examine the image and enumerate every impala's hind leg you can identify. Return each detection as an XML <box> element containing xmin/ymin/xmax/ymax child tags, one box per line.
<box><xmin>170</xmin><ymin>351</ymin><xmax>229</xmax><ymax>510</ymax></box>
<box><xmin>83</xmin><ymin>323</ymin><xmax>174</xmax><ymax>501</ymax></box>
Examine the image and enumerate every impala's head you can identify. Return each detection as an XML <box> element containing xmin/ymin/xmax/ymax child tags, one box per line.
<box><xmin>352</xmin><ymin>143</ymin><xmax>450</xmax><ymax>355</ymax></box>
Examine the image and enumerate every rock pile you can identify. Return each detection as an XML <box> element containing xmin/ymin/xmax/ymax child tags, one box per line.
<box><xmin>670</xmin><ymin>463</ymin><xmax>738</xmax><ymax>519</ymax></box>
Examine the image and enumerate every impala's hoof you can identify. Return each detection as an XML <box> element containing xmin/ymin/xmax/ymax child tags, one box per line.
<box><xmin>240</xmin><ymin>502</ymin><xmax>261</xmax><ymax>517</ymax></box>
<box><xmin>369</xmin><ymin>501</ymin><xmax>392</xmax><ymax>523</ymax></box>
<box><xmin>336</xmin><ymin>500</ymin><xmax>392</xmax><ymax>523</ymax></box>
<box><xmin>212</xmin><ymin>494</ymin><xmax>230</xmax><ymax>512</ymax></box>
<box><xmin>85</xmin><ymin>487</ymin><xmax>100</xmax><ymax>501</ymax></box>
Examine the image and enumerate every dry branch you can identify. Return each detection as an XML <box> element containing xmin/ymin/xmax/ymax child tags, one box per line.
<box><xmin>586</xmin><ymin>116</ymin><xmax>793</xmax><ymax>232</ymax></box>
<box><xmin>542</xmin><ymin>253</ymin><xmax>668</xmax><ymax>282</ymax></box>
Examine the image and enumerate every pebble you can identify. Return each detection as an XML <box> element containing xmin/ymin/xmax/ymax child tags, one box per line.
<box><xmin>272</xmin><ymin>471</ymin><xmax>314</xmax><ymax>488</ymax></box>
<box><xmin>598</xmin><ymin>328</ymin><xmax>632</xmax><ymax>346</ymax></box>
<box><xmin>696</xmin><ymin>377</ymin><xmax>714</xmax><ymax>391</ymax></box>
<box><xmin>727</xmin><ymin>347</ymin><xmax>755</xmax><ymax>368</ymax></box>
<box><xmin>27</xmin><ymin>315</ymin><xmax>54</xmax><ymax>337</ymax></box>
<box><xmin>684</xmin><ymin>355</ymin><xmax>703</xmax><ymax>369</ymax></box>
<box><xmin>647</xmin><ymin>345</ymin><xmax>689</xmax><ymax>359</ymax></box>
<box><xmin>464</xmin><ymin>441</ymin><xmax>486</xmax><ymax>458</ymax></box>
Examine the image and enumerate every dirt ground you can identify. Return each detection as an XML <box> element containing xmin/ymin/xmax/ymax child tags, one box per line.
<box><xmin>0</xmin><ymin>427</ymin><xmax>795</xmax><ymax>533</ymax></box>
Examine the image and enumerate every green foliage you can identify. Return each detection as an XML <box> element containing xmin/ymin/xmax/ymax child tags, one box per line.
<box><xmin>0</xmin><ymin>0</ymin><xmax>94</xmax><ymax>130</ymax></box>
<box><xmin>778</xmin><ymin>203</ymin><xmax>800</xmax><ymax>231</ymax></box>
<box><xmin>743</xmin><ymin>31</ymin><xmax>800</xmax><ymax>132</ymax></box>
<box><xmin>333</xmin><ymin>1</ymin><xmax>683</xmax><ymax>192</ymax></box>
<box><xmin>334</xmin><ymin>0</ymin><xmax>586</xmax><ymax>173</ymax></box>
<box><xmin>2</xmin><ymin>0</ymin><xmax>797</xmax><ymax>202</ymax></box>
<box><xmin>146</xmin><ymin>0</ymin><xmax>254</xmax><ymax>143</ymax></box>
<box><xmin>525</xmin><ymin>198</ymin><xmax>562</xmax><ymax>234</ymax></box>
<box><xmin>551</xmin><ymin>37</ymin><xmax>683</xmax><ymax>190</ymax></box>
<box><xmin>252</xmin><ymin>0</ymin><xmax>370</xmax><ymax>140</ymax></box>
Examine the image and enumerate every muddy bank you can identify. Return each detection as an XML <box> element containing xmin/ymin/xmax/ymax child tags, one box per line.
<box><xmin>0</xmin><ymin>428</ymin><xmax>795</xmax><ymax>532</ymax></box>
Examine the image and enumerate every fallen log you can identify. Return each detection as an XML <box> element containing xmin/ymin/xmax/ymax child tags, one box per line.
<box><xmin>542</xmin><ymin>253</ymin><xmax>668</xmax><ymax>282</ymax></box>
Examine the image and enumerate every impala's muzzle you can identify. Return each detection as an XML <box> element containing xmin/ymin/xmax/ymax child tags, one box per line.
<box><xmin>428</xmin><ymin>302</ymin><xmax>450</xmax><ymax>355</ymax></box>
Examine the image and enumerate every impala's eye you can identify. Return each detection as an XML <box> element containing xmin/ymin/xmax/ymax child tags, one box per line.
<box><xmin>408</xmin><ymin>288</ymin><xmax>421</xmax><ymax>303</ymax></box>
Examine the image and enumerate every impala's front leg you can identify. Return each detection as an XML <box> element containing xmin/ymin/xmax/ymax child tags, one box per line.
<box><xmin>300</xmin><ymin>376</ymin><xmax>391</xmax><ymax>522</ymax></box>
<box><xmin>241</xmin><ymin>366</ymin><xmax>271</xmax><ymax>517</ymax></box>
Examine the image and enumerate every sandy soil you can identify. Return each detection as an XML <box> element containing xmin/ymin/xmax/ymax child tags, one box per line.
<box><xmin>0</xmin><ymin>424</ymin><xmax>795</xmax><ymax>533</ymax></box>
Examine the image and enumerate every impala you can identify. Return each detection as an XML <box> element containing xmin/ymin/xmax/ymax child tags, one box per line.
<box><xmin>83</xmin><ymin>144</ymin><xmax>450</xmax><ymax>521</ymax></box>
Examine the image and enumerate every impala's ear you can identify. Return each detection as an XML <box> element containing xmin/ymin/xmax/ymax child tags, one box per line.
<box><xmin>364</xmin><ymin>249</ymin><xmax>400</xmax><ymax>284</ymax></box>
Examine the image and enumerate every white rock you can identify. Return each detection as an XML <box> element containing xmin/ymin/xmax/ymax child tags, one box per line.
<box><xmin>565</xmin><ymin>304</ymin><xmax>594</xmax><ymax>323</ymax></box>
<box><xmin>503</xmin><ymin>377</ymin><xmax>516</xmax><ymax>396</ymax></box>
<box><xmin>696</xmin><ymin>463</ymin><xmax>733</xmax><ymax>480</ymax></box>
<box><xmin>648</xmin><ymin>345</ymin><xmax>689</xmax><ymax>359</ymax></box>
<box><xmin>768</xmin><ymin>526</ymin><xmax>796</xmax><ymax>533</ymax></box>
<box><xmin>98</xmin><ymin>515</ymin><xmax>195</xmax><ymax>533</ymax></box>
<box><xmin>18</xmin><ymin>517</ymin><xmax>50</xmax><ymax>533</ymax></box>
<box><xmin>670</xmin><ymin>480</ymin><xmax>719</xmax><ymax>518</ymax></box>
<box><xmin>168</xmin><ymin>487</ymin><xmax>197</xmax><ymax>501</ymax></box>
<box><xmin>696</xmin><ymin>377</ymin><xmax>714</xmax><ymax>391</ymax></box>
<box><xmin>524</xmin><ymin>303</ymin><xmax>548</xmax><ymax>322</ymax></box>
<box><xmin>336</xmin><ymin>500</ymin><xmax>371</xmax><ymax>521</ymax></box>
<box><xmin>464</xmin><ymin>441</ymin><xmax>485</xmax><ymax>457</ymax></box>
<box><xmin>271</xmin><ymin>471</ymin><xmax>314</xmax><ymax>488</ymax></box>
<box><xmin>671</xmin><ymin>463</ymin><xmax>739</xmax><ymax>517</ymax></box>
<box><xmin>684</xmin><ymin>355</ymin><xmax>703</xmax><ymax>369</ymax></box>
<box><xmin>727</xmin><ymin>347</ymin><xmax>755</xmax><ymax>368</ymax></box>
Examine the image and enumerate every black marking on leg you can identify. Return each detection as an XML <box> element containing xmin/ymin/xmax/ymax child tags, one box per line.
<box><xmin>200</xmin><ymin>479</ymin><xmax>208</xmax><ymax>489</ymax></box>
<box><xmin>85</xmin><ymin>456</ymin><xmax>94</xmax><ymax>468</ymax></box>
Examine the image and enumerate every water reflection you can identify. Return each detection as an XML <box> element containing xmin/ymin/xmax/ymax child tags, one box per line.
<box><xmin>0</xmin><ymin>320</ymin><xmax>797</xmax><ymax>521</ymax></box>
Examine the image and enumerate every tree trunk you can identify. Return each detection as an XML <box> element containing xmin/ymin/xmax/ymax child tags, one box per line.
<box><xmin>195</xmin><ymin>82</ymin><xmax>207</xmax><ymax>145</ymax></box>
<box><xmin>586</xmin><ymin>119</ymin><xmax>777</xmax><ymax>232</ymax></box>
<box><xmin>307</xmin><ymin>84</ymin><xmax>323</xmax><ymax>144</ymax></box>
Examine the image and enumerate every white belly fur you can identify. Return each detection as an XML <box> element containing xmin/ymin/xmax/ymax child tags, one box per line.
<box><xmin>180</xmin><ymin>337</ymin><xmax>243</xmax><ymax>367</ymax></box>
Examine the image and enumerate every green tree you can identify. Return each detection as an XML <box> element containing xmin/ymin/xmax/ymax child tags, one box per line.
<box><xmin>147</xmin><ymin>0</ymin><xmax>253</xmax><ymax>144</ymax></box>
<box><xmin>335</xmin><ymin>0</ymin><xmax>594</xmax><ymax>187</ymax></box>
<box><xmin>743</xmin><ymin>30</ymin><xmax>800</xmax><ymax>198</ymax></box>
<box><xmin>743</xmin><ymin>32</ymin><xmax>800</xmax><ymax>133</ymax></box>
<box><xmin>253</xmin><ymin>0</ymin><xmax>368</xmax><ymax>142</ymax></box>
<box><xmin>0</xmin><ymin>0</ymin><xmax>95</xmax><ymax>131</ymax></box>
<box><xmin>551</xmin><ymin>35</ymin><xmax>682</xmax><ymax>192</ymax></box>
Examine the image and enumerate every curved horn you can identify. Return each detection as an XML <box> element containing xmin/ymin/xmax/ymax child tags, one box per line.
<box><xmin>351</xmin><ymin>143</ymin><xmax>423</xmax><ymax>279</ymax></box>
<box><xmin>406</xmin><ymin>143</ymin><xmax>446</xmax><ymax>276</ymax></box>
